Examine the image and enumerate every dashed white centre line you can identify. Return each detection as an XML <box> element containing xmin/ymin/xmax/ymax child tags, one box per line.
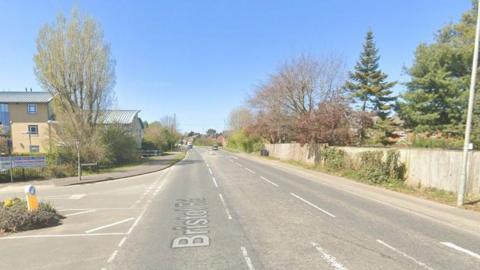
<box><xmin>260</xmin><ymin>176</ymin><xmax>279</xmax><ymax>187</ymax></box>
<box><xmin>312</xmin><ymin>242</ymin><xmax>348</xmax><ymax>270</ymax></box>
<box><xmin>208</xmin><ymin>168</ymin><xmax>213</xmax><ymax>175</ymax></box>
<box><xmin>441</xmin><ymin>242</ymin><xmax>480</xmax><ymax>260</ymax></box>
<box><xmin>290</xmin><ymin>193</ymin><xmax>336</xmax><ymax>218</ymax></box>
<box><xmin>241</xmin><ymin>246</ymin><xmax>255</xmax><ymax>270</ymax></box>
<box><xmin>218</xmin><ymin>193</ymin><xmax>233</xmax><ymax>220</ymax></box>
<box><xmin>245</xmin><ymin>168</ymin><xmax>255</xmax><ymax>174</ymax></box>
<box><xmin>377</xmin><ymin>240</ymin><xmax>435</xmax><ymax>270</ymax></box>
<box><xmin>212</xmin><ymin>177</ymin><xmax>219</xmax><ymax>188</ymax></box>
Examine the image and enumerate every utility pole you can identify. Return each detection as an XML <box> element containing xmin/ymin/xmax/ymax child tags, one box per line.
<box><xmin>458</xmin><ymin>0</ymin><xmax>480</xmax><ymax>206</ymax></box>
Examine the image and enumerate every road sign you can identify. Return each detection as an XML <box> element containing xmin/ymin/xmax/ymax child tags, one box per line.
<box><xmin>24</xmin><ymin>185</ymin><xmax>39</xmax><ymax>212</ymax></box>
<box><xmin>0</xmin><ymin>157</ymin><xmax>11</xmax><ymax>170</ymax></box>
<box><xmin>12</xmin><ymin>156</ymin><xmax>46</xmax><ymax>168</ymax></box>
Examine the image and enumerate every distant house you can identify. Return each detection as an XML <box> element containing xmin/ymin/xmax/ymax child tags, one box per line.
<box><xmin>0</xmin><ymin>91</ymin><xmax>144</xmax><ymax>153</ymax></box>
<box><xmin>100</xmin><ymin>110</ymin><xmax>144</xmax><ymax>148</ymax></box>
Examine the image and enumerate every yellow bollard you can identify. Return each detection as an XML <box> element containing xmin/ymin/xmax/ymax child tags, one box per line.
<box><xmin>24</xmin><ymin>185</ymin><xmax>39</xmax><ymax>212</ymax></box>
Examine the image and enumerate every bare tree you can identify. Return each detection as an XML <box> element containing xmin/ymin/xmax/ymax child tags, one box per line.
<box><xmin>34</xmin><ymin>9</ymin><xmax>115</xmax><ymax>158</ymax></box>
<box><xmin>228</xmin><ymin>107</ymin><xmax>254</xmax><ymax>131</ymax></box>
<box><xmin>248</xmin><ymin>54</ymin><xmax>347</xmax><ymax>143</ymax></box>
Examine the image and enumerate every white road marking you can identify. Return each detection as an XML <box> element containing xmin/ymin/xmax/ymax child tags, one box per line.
<box><xmin>86</xmin><ymin>218</ymin><xmax>135</xmax><ymax>233</ymax></box>
<box><xmin>241</xmin><ymin>246</ymin><xmax>255</xmax><ymax>270</ymax></box>
<box><xmin>118</xmin><ymin>236</ymin><xmax>127</xmax><ymax>247</ymax></box>
<box><xmin>126</xmin><ymin>178</ymin><xmax>169</xmax><ymax>235</ymax></box>
<box><xmin>441</xmin><ymin>242</ymin><xmax>480</xmax><ymax>260</ymax></box>
<box><xmin>0</xmin><ymin>233</ymin><xmax>126</xmax><ymax>240</ymax></box>
<box><xmin>208</xmin><ymin>168</ymin><xmax>213</xmax><ymax>175</ymax></box>
<box><xmin>212</xmin><ymin>177</ymin><xmax>219</xmax><ymax>188</ymax></box>
<box><xmin>377</xmin><ymin>240</ymin><xmax>435</xmax><ymax>270</ymax></box>
<box><xmin>107</xmin><ymin>250</ymin><xmax>118</xmax><ymax>263</ymax></box>
<box><xmin>218</xmin><ymin>193</ymin><xmax>233</xmax><ymax>220</ymax></box>
<box><xmin>312</xmin><ymin>242</ymin><xmax>348</xmax><ymax>270</ymax></box>
<box><xmin>260</xmin><ymin>176</ymin><xmax>279</xmax><ymax>187</ymax></box>
<box><xmin>290</xmin><ymin>193</ymin><xmax>336</xmax><ymax>218</ymax></box>
<box><xmin>69</xmin><ymin>194</ymin><xmax>86</xmax><ymax>200</ymax></box>
<box><xmin>233</xmin><ymin>157</ymin><xmax>239</xmax><ymax>160</ymax></box>
<box><xmin>245</xmin><ymin>168</ymin><xmax>255</xmax><ymax>174</ymax></box>
<box><xmin>235</xmin><ymin>162</ymin><xmax>243</xmax><ymax>167</ymax></box>
<box><xmin>64</xmin><ymin>209</ymin><xmax>96</xmax><ymax>217</ymax></box>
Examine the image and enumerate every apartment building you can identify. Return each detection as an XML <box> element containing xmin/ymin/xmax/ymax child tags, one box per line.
<box><xmin>0</xmin><ymin>91</ymin><xmax>144</xmax><ymax>153</ymax></box>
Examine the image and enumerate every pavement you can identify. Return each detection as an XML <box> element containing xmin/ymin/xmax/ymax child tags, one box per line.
<box><xmin>0</xmin><ymin>147</ymin><xmax>479</xmax><ymax>270</ymax></box>
<box><xmin>0</xmin><ymin>153</ymin><xmax>182</xmax><ymax>192</ymax></box>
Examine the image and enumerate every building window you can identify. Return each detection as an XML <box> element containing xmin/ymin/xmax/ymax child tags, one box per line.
<box><xmin>28</xmin><ymin>125</ymin><xmax>38</xmax><ymax>135</ymax></box>
<box><xmin>27</xmin><ymin>103</ymin><xmax>37</xmax><ymax>114</ymax></box>
<box><xmin>30</xmin><ymin>145</ymin><xmax>40</xmax><ymax>153</ymax></box>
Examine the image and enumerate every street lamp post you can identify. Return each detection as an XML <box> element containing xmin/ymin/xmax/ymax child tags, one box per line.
<box><xmin>458</xmin><ymin>0</ymin><xmax>480</xmax><ymax>206</ymax></box>
<box><xmin>75</xmin><ymin>139</ymin><xmax>81</xmax><ymax>182</ymax></box>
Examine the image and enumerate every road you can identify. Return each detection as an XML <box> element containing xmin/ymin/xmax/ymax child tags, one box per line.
<box><xmin>1</xmin><ymin>147</ymin><xmax>479</xmax><ymax>269</ymax></box>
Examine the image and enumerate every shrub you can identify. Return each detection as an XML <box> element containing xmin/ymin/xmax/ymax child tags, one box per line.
<box><xmin>227</xmin><ymin>129</ymin><xmax>263</xmax><ymax>153</ymax></box>
<box><xmin>101</xmin><ymin>125</ymin><xmax>140</xmax><ymax>165</ymax></box>
<box><xmin>0</xmin><ymin>198</ymin><xmax>63</xmax><ymax>232</ymax></box>
<box><xmin>356</xmin><ymin>150</ymin><xmax>404</xmax><ymax>184</ymax></box>
<box><xmin>319</xmin><ymin>148</ymin><xmax>346</xmax><ymax>171</ymax></box>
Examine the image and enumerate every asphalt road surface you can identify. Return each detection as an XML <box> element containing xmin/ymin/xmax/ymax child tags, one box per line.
<box><xmin>1</xmin><ymin>147</ymin><xmax>479</xmax><ymax>270</ymax></box>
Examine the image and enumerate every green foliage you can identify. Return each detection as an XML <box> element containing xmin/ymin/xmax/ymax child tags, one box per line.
<box><xmin>319</xmin><ymin>148</ymin><xmax>346</xmax><ymax>171</ymax></box>
<box><xmin>0</xmin><ymin>198</ymin><xmax>63</xmax><ymax>232</ymax></box>
<box><xmin>345</xmin><ymin>31</ymin><xmax>396</xmax><ymax>118</ymax></box>
<box><xmin>397</xmin><ymin>2</ymin><xmax>479</xmax><ymax>142</ymax></box>
<box><xmin>101</xmin><ymin>125</ymin><xmax>140</xmax><ymax>165</ymax></box>
<box><xmin>193</xmin><ymin>137</ymin><xmax>216</xmax><ymax>146</ymax></box>
<box><xmin>143</xmin><ymin>121</ymin><xmax>180</xmax><ymax>151</ymax></box>
<box><xmin>227</xmin><ymin>129</ymin><xmax>263</xmax><ymax>153</ymax></box>
<box><xmin>411</xmin><ymin>135</ymin><xmax>463</xmax><ymax>149</ymax></box>
<box><xmin>356</xmin><ymin>150</ymin><xmax>404</xmax><ymax>184</ymax></box>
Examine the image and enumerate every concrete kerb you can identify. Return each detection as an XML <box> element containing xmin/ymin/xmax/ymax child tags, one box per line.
<box><xmin>54</xmin><ymin>152</ymin><xmax>188</xmax><ymax>187</ymax></box>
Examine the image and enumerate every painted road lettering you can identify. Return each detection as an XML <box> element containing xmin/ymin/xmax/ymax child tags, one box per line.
<box><xmin>172</xmin><ymin>198</ymin><xmax>210</xmax><ymax>248</ymax></box>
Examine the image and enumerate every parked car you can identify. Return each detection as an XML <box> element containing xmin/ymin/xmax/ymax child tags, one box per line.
<box><xmin>212</xmin><ymin>144</ymin><xmax>218</xmax><ymax>150</ymax></box>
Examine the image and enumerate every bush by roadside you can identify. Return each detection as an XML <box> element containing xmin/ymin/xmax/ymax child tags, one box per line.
<box><xmin>0</xmin><ymin>198</ymin><xmax>63</xmax><ymax>233</ymax></box>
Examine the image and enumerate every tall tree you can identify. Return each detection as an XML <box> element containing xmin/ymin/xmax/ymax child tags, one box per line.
<box><xmin>345</xmin><ymin>31</ymin><xmax>396</xmax><ymax>119</ymax></box>
<box><xmin>397</xmin><ymin>2</ymin><xmax>477</xmax><ymax>141</ymax></box>
<box><xmin>34</xmin><ymin>9</ymin><xmax>115</xmax><ymax>159</ymax></box>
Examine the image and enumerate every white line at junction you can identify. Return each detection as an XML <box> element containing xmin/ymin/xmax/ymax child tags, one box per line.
<box><xmin>0</xmin><ymin>233</ymin><xmax>127</xmax><ymax>240</ymax></box>
<box><xmin>86</xmin><ymin>218</ymin><xmax>135</xmax><ymax>233</ymax></box>
<box><xmin>64</xmin><ymin>209</ymin><xmax>96</xmax><ymax>217</ymax></box>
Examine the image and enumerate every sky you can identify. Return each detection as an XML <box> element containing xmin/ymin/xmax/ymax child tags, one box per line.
<box><xmin>0</xmin><ymin>0</ymin><xmax>472</xmax><ymax>133</ymax></box>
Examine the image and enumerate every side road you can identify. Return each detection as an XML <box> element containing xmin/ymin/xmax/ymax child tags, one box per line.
<box><xmin>0</xmin><ymin>152</ymin><xmax>185</xmax><ymax>192</ymax></box>
<box><xmin>226</xmin><ymin>150</ymin><xmax>480</xmax><ymax>237</ymax></box>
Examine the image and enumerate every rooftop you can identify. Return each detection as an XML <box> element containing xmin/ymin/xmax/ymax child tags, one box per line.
<box><xmin>100</xmin><ymin>110</ymin><xmax>141</xmax><ymax>124</ymax></box>
<box><xmin>0</xmin><ymin>91</ymin><xmax>54</xmax><ymax>103</ymax></box>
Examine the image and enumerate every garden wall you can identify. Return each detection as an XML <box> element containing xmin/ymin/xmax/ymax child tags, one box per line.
<box><xmin>265</xmin><ymin>143</ymin><xmax>480</xmax><ymax>195</ymax></box>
